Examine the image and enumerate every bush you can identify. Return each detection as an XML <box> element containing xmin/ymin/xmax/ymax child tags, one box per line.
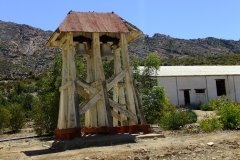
<box><xmin>200</xmin><ymin>117</ymin><xmax>223</xmax><ymax>132</ymax></box>
<box><xmin>200</xmin><ymin>96</ymin><xmax>232</xmax><ymax>111</ymax></box>
<box><xmin>199</xmin><ymin>96</ymin><xmax>240</xmax><ymax>131</ymax></box>
<box><xmin>9</xmin><ymin>103</ymin><xmax>25</xmax><ymax>131</ymax></box>
<box><xmin>142</xmin><ymin>86</ymin><xmax>169</xmax><ymax>124</ymax></box>
<box><xmin>200</xmin><ymin>103</ymin><xmax>215</xmax><ymax>111</ymax></box>
<box><xmin>0</xmin><ymin>106</ymin><xmax>11</xmax><ymax>133</ymax></box>
<box><xmin>217</xmin><ymin>102</ymin><xmax>240</xmax><ymax>129</ymax></box>
<box><xmin>160</xmin><ymin>107</ymin><xmax>198</xmax><ymax>130</ymax></box>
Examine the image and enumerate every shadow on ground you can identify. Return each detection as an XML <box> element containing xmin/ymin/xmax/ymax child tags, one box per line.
<box><xmin>22</xmin><ymin>134</ymin><xmax>137</xmax><ymax>157</ymax></box>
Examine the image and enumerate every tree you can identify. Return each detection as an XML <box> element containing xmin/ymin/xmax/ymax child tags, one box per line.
<box><xmin>133</xmin><ymin>52</ymin><xmax>170</xmax><ymax>124</ymax></box>
<box><xmin>31</xmin><ymin>53</ymin><xmax>85</xmax><ymax>135</ymax></box>
<box><xmin>0</xmin><ymin>106</ymin><xmax>11</xmax><ymax>133</ymax></box>
<box><xmin>9</xmin><ymin>103</ymin><xmax>25</xmax><ymax>131</ymax></box>
<box><xmin>141</xmin><ymin>86</ymin><xmax>169</xmax><ymax>124</ymax></box>
<box><xmin>138</xmin><ymin>52</ymin><xmax>161</xmax><ymax>93</ymax></box>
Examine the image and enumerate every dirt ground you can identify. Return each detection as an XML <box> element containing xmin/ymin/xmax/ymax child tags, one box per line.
<box><xmin>0</xmin><ymin>111</ymin><xmax>240</xmax><ymax>160</ymax></box>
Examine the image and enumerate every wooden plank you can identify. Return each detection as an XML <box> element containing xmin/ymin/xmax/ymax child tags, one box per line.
<box><xmin>59</xmin><ymin>81</ymin><xmax>73</xmax><ymax>91</ymax></box>
<box><xmin>102</xmin><ymin>80</ymin><xmax>113</xmax><ymax>127</ymax></box>
<box><xmin>76</xmin><ymin>77</ymin><xmax>98</xmax><ymax>94</ymax></box>
<box><xmin>113</xmin><ymin>46</ymin><xmax>121</xmax><ymax>126</ymax></box>
<box><xmin>57</xmin><ymin>47</ymin><xmax>69</xmax><ymax>129</ymax></box>
<box><xmin>109</xmin><ymin>98</ymin><xmax>137</xmax><ymax>123</ymax></box>
<box><xmin>119</xmin><ymin>85</ymin><xmax>127</xmax><ymax>125</ymax></box>
<box><xmin>77</xmin><ymin>88</ymin><xmax>90</xmax><ymax>99</ymax></box>
<box><xmin>67</xmin><ymin>33</ymin><xmax>77</xmax><ymax>128</ymax></box>
<box><xmin>107</xmin><ymin>67</ymin><xmax>128</xmax><ymax>91</ymax></box>
<box><xmin>111</xmin><ymin>110</ymin><xmax>121</xmax><ymax>122</ymax></box>
<box><xmin>120</xmin><ymin>33</ymin><xmax>137</xmax><ymax>125</ymax></box>
<box><xmin>93</xmin><ymin>32</ymin><xmax>107</xmax><ymax>127</ymax></box>
<box><xmin>79</xmin><ymin>91</ymin><xmax>101</xmax><ymax>114</ymax></box>
<box><xmin>133</xmin><ymin>80</ymin><xmax>147</xmax><ymax>124</ymax></box>
<box><xmin>85</xmin><ymin>49</ymin><xmax>97</xmax><ymax>127</ymax></box>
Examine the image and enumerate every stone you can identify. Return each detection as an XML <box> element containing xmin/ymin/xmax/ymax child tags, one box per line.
<box><xmin>207</xmin><ymin>142</ymin><xmax>214</xmax><ymax>146</ymax></box>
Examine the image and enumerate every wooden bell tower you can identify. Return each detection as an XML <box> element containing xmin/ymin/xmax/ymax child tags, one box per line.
<box><xmin>46</xmin><ymin>11</ymin><xmax>149</xmax><ymax>140</ymax></box>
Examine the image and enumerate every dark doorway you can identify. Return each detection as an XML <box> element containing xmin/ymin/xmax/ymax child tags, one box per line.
<box><xmin>184</xmin><ymin>90</ymin><xmax>190</xmax><ymax>104</ymax></box>
<box><xmin>216</xmin><ymin>79</ymin><xmax>226</xmax><ymax>96</ymax></box>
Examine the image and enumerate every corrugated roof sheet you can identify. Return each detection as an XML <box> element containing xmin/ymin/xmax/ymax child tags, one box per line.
<box><xmin>138</xmin><ymin>66</ymin><xmax>240</xmax><ymax>76</ymax></box>
<box><xmin>57</xmin><ymin>11</ymin><xmax>129</xmax><ymax>33</ymax></box>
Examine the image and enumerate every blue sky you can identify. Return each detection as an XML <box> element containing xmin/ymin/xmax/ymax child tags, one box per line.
<box><xmin>0</xmin><ymin>0</ymin><xmax>240</xmax><ymax>40</ymax></box>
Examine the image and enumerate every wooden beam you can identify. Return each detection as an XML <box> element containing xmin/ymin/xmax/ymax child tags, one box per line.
<box><xmin>107</xmin><ymin>67</ymin><xmax>128</xmax><ymax>91</ymax></box>
<box><xmin>102</xmin><ymin>80</ymin><xmax>113</xmax><ymax>127</ymax></box>
<box><xmin>77</xmin><ymin>88</ymin><xmax>90</xmax><ymax>99</ymax></box>
<box><xmin>79</xmin><ymin>99</ymin><xmax>89</xmax><ymax>109</ymax></box>
<box><xmin>111</xmin><ymin>110</ymin><xmax>121</xmax><ymax>122</ymax></box>
<box><xmin>59</xmin><ymin>81</ymin><xmax>73</xmax><ymax>92</ymax></box>
<box><xmin>93</xmin><ymin>32</ymin><xmax>107</xmax><ymax>127</ymax></box>
<box><xmin>76</xmin><ymin>77</ymin><xmax>98</xmax><ymax>94</ymax></box>
<box><xmin>79</xmin><ymin>91</ymin><xmax>101</xmax><ymax>115</ymax></box>
<box><xmin>120</xmin><ymin>33</ymin><xmax>137</xmax><ymax>125</ymax></box>
<box><xmin>132</xmin><ymin>80</ymin><xmax>147</xmax><ymax>124</ymax></box>
<box><xmin>109</xmin><ymin>99</ymin><xmax>137</xmax><ymax>123</ymax></box>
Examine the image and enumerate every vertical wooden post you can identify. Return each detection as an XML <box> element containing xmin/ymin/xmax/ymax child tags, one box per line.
<box><xmin>67</xmin><ymin>33</ymin><xmax>77</xmax><ymax>128</ymax></box>
<box><xmin>85</xmin><ymin>49</ymin><xmax>97</xmax><ymax>127</ymax></box>
<box><xmin>120</xmin><ymin>33</ymin><xmax>137</xmax><ymax>125</ymax></box>
<box><xmin>113</xmin><ymin>46</ymin><xmax>120</xmax><ymax>126</ymax></box>
<box><xmin>57</xmin><ymin>48</ymin><xmax>68</xmax><ymax>129</ymax></box>
<box><xmin>92</xmin><ymin>33</ymin><xmax>108</xmax><ymax>127</ymax></box>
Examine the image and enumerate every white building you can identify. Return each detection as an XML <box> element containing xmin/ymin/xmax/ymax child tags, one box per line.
<box><xmin>143</xmin><ymin>66</ymin><xmax>240</xmax><ymax>107</ymax></box>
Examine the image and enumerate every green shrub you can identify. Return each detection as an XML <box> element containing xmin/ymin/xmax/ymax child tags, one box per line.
<box><xmin>200</xmin><ymin>96</ymin><xmax>240</xmax><ymax>130</ymax></box>
<box><xmin>160</xmin><ymin>107</ymin><xmax>198</xmax><ymax>130</ymax></box>
<box><xmin>142</xmin><ymin>86</ymin><xmax>169</xmax><ymax>124</ymax></box>
<box><xmin>200</xmin><ymin>103</ymin><xmax>215</xmax><ymax>111</ymax></box>
<box><xmin>0</xmin><ymin>106</ymin><xmax>11</xmax><ymax>133</ymax></box>
<box><xmin>9</xmin><ymin>103</ymin><xmax>25</xmax><ymax>131</ymax></box>
<box><xmin>217</xmin><ymin>102</ymin><xmax>240</xmax><ymax>129</ymax></box>
<box><xmin>200</xmin><ymin>117</ymin><xmax>223</xmax><ymax>132</ymax></box>
<box><xmin>200</xmin><ymin>96</ymin><xmax>231</xmax><ymax>111</ymax></box>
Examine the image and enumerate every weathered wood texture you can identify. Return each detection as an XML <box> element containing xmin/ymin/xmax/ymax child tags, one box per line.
<box><xmin>93</xmin><ymin>33</ymin><xmax>108</xmax><ymax>127</ymax></box>
<box><xmin>57</xmin><ymin>33</ymin><xmax>78</xmax><ymax>129</ymax></box>
<box><xmin>120</xmin><ymin>33</ymin><xmax>137</xmax><ymax>125</ymax></box>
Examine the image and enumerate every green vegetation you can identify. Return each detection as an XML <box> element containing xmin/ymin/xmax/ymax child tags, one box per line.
<box><xmin>134</xmin><ymin>53</ymin><xmax>197</xmax><ymax>128</ymax></box>
<box><xmin>200</xmin><ymin>117</ymin><xmax>223</xmax><ymax>132</ymax></box>
<box><xmin>160</xmin><ymin>107</ymin><xmax>198</xmax><ymax>130</ymax></box>
<box><xmin>9</xmin><ymin>103</ymin><xmax>25</xmax><ymax>131</ymax></box>
<box><xmin>161</xmin><ymin>54</ymin><xmax>240</xmax><ymax>66</ymax></box>
<box><xmin>0</xmin><ymin>106</ymin><xmax>11</xmax><ymax>133</ymax></box>
<box><xmin>199</xmin><ymin>96</ymin><xmax>240</xmax><ymax>132</ymax></box>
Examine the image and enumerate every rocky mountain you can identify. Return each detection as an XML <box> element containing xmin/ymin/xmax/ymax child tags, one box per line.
<box><xmin>129</xmin><ymin>34</ymin><xmax>240</xmax><ymax>60</ymax></box>
<box><xmin>1</xmin><ymin>20</ymin><xmax>240</xmax><ymax>80</ymax></box>
<box><xmin>0</xmin><ymin>20</ymin><xmax>59</xmax><ymax>80</ymax></box>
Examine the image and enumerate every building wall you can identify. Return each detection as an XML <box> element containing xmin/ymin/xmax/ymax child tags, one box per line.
<box><xmin>158</xmin><ymin>75</ymin><xmax>240</xmax><ymax>106</ymax></box>
<box><xmin>157</xmin><ymin>77</ymin><xmax>178</xmax><ymax>105</ymax></box>
<box><xmin>234</xmin><ymin>76</ymin><xmax>240</xmax><ymax>102</ymax></box>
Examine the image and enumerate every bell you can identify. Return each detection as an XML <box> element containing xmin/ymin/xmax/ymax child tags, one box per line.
<box><xmin>75</xmin><ymin>43</ymin><xmax>89</xmax><ymax>58</ymax></box>
<box><xmin>100</xmin><ymin>43</ymin><xmax>114</xmax><ymax>60</ymax></box>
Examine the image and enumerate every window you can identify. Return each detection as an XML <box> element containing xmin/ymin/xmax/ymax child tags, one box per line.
<box><xmin>216</xmin><ymin>79</ymin><xmax>226</xmax><ymax>96</ymax></box>
<box><xmin>195</xmin><ymin>89</ymin><xmax>205</xmax><ymax>93</ymax></box>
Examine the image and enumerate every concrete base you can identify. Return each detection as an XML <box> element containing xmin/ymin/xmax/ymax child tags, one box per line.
<box><xmin>45</xmin><ymin>134</ymin><xmax>138</xmax><ymax>150</ymax></box>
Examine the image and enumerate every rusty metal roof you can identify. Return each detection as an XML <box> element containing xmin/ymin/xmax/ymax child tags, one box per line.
<box><xmin>46</xmin><ymin>11</ymin><xmax>143</xmax><ymax>47</ymax></box>
<box><xmin>57</xmin><ymin>11</ymin><xmax>129</xmax><ymax>33</ymax></box>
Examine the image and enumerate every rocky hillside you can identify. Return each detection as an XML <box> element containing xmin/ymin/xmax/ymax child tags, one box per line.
<box><xmin>1</xmin><ymin>20</ymin><xmax>240</xmax><ymax>80</ymax></box>
<box><xmin>0</xmin><ymin>20</ymin><xmax>59</xmax><ymax>80</ymax></box>
<box><xmin>129</xmin><ymin>34</ymin><xmax>240</xmax><ymax>60</ymax></box>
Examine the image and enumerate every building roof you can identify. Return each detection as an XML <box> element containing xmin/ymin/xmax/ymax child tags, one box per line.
<box><xmin>46</xmin><ymin>11</ymin><xmax>143</xmax><ymax>47</ymax></box>
<box><xmin>138</xmin><ymin>66</ymin><xmax>240</xmax><ymax>77</ymax></box>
